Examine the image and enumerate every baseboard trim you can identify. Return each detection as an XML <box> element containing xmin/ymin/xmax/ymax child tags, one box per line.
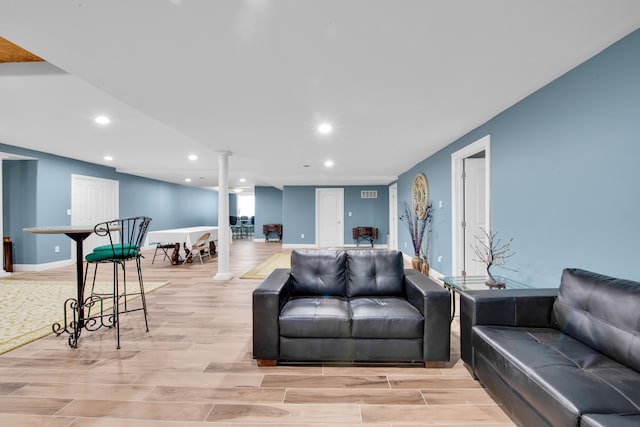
<box><xmin>12</xmin><ymin>258</ymin><xmax>74</xmax><ymax>272</ymax></box>
<box><xmin>282</xmin><ymin>243</ymin><xmax>317</xmax><ymax>249</ymax></box>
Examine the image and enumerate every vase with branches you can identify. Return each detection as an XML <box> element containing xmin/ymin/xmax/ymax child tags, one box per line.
<box><xmin>471</xmin><ymin>228</ymin><xmax>515</xmax><ymax>288</ymax></box>
<box><xmin>400</xmin><ymin>201</ymin><xmax>433</xmax><ymax>271</ymax></box>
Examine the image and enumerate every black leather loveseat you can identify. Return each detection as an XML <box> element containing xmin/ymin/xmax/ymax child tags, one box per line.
<box><xmin>252</xmin><ymin>249</ymin><xmax>451</xmax><ymax>366</ymax></box>
<box><xmin>460</xmin><ymin>268</ymin><xmax>640</xmax><ymax>427</ymax></box>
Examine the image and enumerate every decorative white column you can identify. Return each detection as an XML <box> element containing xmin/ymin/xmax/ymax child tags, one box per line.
<box><xmin>0</xmin><ymin>159</ymin><xmax>9</xmax><ymax>276</ymax></box>
<box><xmin>213</xmin><ymin>151</ymin><xmax>234</xmax><ymax>280</ymax></box>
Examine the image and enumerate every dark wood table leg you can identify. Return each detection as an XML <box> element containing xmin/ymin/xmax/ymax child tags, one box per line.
<box><xmin>171</xmin><ymin>243</ymin><xmax>180</xmax><ymax>265</ymax></box>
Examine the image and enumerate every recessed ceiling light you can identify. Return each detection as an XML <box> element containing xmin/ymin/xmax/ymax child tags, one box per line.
<box><xmin>234</xmin><ymin>188</ymin><xmax>243</xmax><ymax>193</ymax></box>
<box><xmin>318</xmin><ymin>123</ymin><xmax>333</xmax><ymax>134</ymax></box>
<box><xmin>324</xmin><ymin>160</ymin><xmax>334</xmax><ymax>167</ymax></box>
<box><xmin>240</xmin><ymin>178</ymin><xmax>246</xmax><ymax>183</ymax></box>
<box><xmin>188</xmin><ymin>154</ymin><xmax>198</xmax><ymax>161</ymax></box>
<box><xmin>185</xmin><ymin>178</ymin><xmax>192</xmax><ymax>182</ymax></box>
<box><xmin>103</xmin><ymin>155</ymin><xmax>113</xmax><ymax>161</ymax></box>
<box><xmin>94</xmin><ymin>115</ymin><xmax>110</xmax><ymax>125</ymax></box>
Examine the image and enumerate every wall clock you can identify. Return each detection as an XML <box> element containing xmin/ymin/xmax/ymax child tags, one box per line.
<box><xmin>412</xmin><ymin>173</ymin><xmax>429</xmax><ymax>219</ymax></box>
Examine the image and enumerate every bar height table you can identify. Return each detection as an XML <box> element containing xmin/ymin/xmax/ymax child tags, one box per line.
<box><xmin>23</xmin><ymin>225</ymin><xmax>95</xmax><ymax>347</ymax></box>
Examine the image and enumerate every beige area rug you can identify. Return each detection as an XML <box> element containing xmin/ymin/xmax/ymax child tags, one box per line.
<box><xmin>240</xmin><ymin>253</ymin><xmax>291</xmax><ymax>279</ymax></box>
<box><xmin>0</xmin><ymin>280</ymin><xmax>170</xmax><ymax>355</ymax></box>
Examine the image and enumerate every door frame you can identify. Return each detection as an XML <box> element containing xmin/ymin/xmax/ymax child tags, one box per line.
<box><xmin>451</xmin><ymin>135</ymin><xmax>491</xmax><ymax>276</ymax></box>
<box><xmin>315</xmin><ymin>188</ymin><xmax>344</xmax><ymax>248</ymax></box>
<box><xmin>388</xmin><ymin>183</ymin><xmax>398</xmax><ymax>250</ymax></box>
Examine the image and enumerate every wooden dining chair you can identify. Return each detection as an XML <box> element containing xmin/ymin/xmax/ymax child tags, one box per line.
<box><xmin>183</xmin><ymin>232</ymin><xmax>212</xmax><ymax>264</ymax></box>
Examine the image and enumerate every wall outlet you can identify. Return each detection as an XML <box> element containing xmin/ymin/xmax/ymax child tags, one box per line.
<box><xmin>301</xmin><ymin>234</ymin><xmax>304</xmax><ymax>239</ymax></box>
<box><xmin>348</xmin><ymin>211</ymin><xmax>352</xmax><ymax>216</ymax></box>
<box><xmin>54</xmin><ymin>246</ymin><xmax>60</xmax><ymax>253</ymax></box>
<box><xmin>404</xmin><ymin>241</ymin><xmax>407</xmax><ymax>248</ymax></box>
<box><xmin>437</xmin><ymin>255</ymin><xmax>443</xmax><ymax>263</ymax></box>
<box><xmin>66</xmin><ymin>208</ymin><xmax>71</xmax><ymax>215</ymax></box>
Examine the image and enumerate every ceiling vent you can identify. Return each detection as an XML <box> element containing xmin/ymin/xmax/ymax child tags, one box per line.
<box><xmin>361</xmin><ymin>190</ymin><xmax>378</xmax><ymax>199</ymax></box>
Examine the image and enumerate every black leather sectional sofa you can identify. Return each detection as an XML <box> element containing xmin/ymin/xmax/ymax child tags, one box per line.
<box><xmin>252</xmin><ymin>249</ymin><xmax>451</xmax><ymax>366</ymax></box>
<box><xmin>460</xmin><ymin>268</ymin><xmax>640</xmax><ymax>427</ymax></box>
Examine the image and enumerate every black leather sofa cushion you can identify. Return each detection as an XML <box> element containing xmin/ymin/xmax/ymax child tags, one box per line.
<box><xmin>581</xmin><ymin>414</ymin><xmax>640</xmax><ymax>427</ymax></box>
<box><xmin>351</xmin><ymin>297</ymin><xmax>423</xmax><ymax>339</ymax></box>
<box><xmin>290</xmin><ymin>250</ymin><xmax>347</xmax><ymax>297</ymax></box>
<box><xmin>346</xmin><ymin>250</ymin><xmax>404</xmax><ymax>297</ymax></box>
<box><xmin>279</xmin><ymin>337</ymin><xmax>424</xmax><ymax>362</ymax></box>
<box><xmin>553</xmin><ymin>268</ymin><xmax>640</xmax><ymax>373</ymax></box>
<box><xmin>279</xmin><ymin>297</ymin><xmax>350</xmax><ymax>338</ymax></box>
<box><xmin>473</xmin><ymin>325</ymin><xmax>640</xmax><ymax>427</ymax></box>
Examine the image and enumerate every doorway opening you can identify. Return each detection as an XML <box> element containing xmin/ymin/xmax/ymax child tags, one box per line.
<box><xmin>451</xmin><ymin>135</ymin><xmax>491</xmax><ymax>276</ymax></box>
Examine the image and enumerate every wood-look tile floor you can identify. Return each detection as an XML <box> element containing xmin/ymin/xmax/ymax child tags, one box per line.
<box><xmin>0</xmin><ymin>240</ymin><xmax>515</xmax><ymax>426</ymax></box>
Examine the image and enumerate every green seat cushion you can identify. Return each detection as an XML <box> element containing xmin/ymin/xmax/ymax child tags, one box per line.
<box><xmin>86</xmin><ymin>246</ymin><xmax>137</xmax><ymax>262</ymax></box>
<box><xmin>93</xmin><ymin>243</ymin><xmax>137</xmax><ymax>253</ymax></box>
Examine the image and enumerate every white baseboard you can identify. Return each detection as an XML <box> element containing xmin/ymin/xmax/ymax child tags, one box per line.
<box><xmin>282</xmin><ymin>243</ymin><xmax>317</xmax><ymax>249</ymax></box>
<box><xmin>12</xmin><ymin>259</ymin><xmax>74</xmax><ymax>272</ymax></box>
<box><xmin>342</xmin><ymin>243</ymin><xmax>389</xmax><ymax>249</ymax></box>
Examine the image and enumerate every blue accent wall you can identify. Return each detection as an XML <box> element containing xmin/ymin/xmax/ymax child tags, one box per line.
<box><xmin>229</xmin><ymin>193</ymin><xmax>238</xmax><ymax>217</ymax></box>
<box><xmin>255</xmin><ymin>186</ymin><xmax>283</xmax><ymax>240</ymax></box>
<box><xmin>281</xmin><ymin>185</ymin><xmax>389</xmax><ymax>245</ymax></box>
<box><xmin>118</xmin><ymin>173</ymin><xmax>218</xmax><ymax>230</ymax></box>
<box><xmin>1</xmin><ymin>143</ymin><xmax>219</xmax><ymax>265</ymax></box>
<box><xmin>282</xmin><ymin>186</ymin><xmax>315</xmax><ymax>244</ymax></box>
<box><xmin>344</xmin><ymin>186</ymin><xmax>388</xmax><ymax>245</ymax></box>
<box><xmin>3</xmin><ymin>160</ymin><xmax>37</xmax><ymax>265</ymax></box>
<box><xmin>398</xmin><ymin>28</ymin><xmax>640</xmax><ymax>287</ymax></box>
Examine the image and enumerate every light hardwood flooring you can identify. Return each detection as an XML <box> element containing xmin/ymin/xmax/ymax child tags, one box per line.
<box><xmin>0</xmin><ymin>239</ymin><xmax>515</xmax><ymax>426</ymax></box>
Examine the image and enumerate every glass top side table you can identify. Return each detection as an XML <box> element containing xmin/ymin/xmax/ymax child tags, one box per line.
<box><xmin>441</xmin><ymin>275</ymin><xmax>530</xmax><ymax>321</ymax></box>
<box><xmin>442</xmin><ymin>275</ymin><xmax>529</xmax><ymax>292</ymax></box>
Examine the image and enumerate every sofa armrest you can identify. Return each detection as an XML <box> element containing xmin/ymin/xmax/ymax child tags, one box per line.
<box><xmin>252</xmin><ymin>268</ymin><xmax>292</xmax><ymax>361</ymax></box>
<box><xmin>404</xmin><ymin>270</ymin><xmax>451</xmax><ymax>362</ymax></box>
<box><xmin>459</xmin><ymin>288</ymin><xmax>558</xmax><ymax>367</ymax></box>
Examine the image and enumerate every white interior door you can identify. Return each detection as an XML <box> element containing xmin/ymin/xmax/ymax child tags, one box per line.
<box><xmin>71</xmin><ymin>174</ymin><xmax>119</xmax><ymax>258</ymax></box>
<box><xmin>389</xmin><ymin>183</ymin><xmax>398</xmax><ymax>250</ymax></box>
<box><xmin>463</xmin><ymin>158</ymin><xmax>486</xmax><ymax>276</ymax></box>
<box><xmin>316</xmin><ymin>188</ymin><xmax>344</xmax><ymax>248</ymax></box>
<box><xmin>451</xmin><ymin>135</ymin><xmax>491</xmax><ymax>277</ymax></box>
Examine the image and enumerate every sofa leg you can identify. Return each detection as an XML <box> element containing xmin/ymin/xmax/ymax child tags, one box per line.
<box><xmin>424</xmin><ymin>361</ymin><xmax>447</xmax><ymax>368</ymax></box>
<box><xmin>256</xmin><ymin>359</ymin><xmax>278</xmax><ymax>367</ymax></box>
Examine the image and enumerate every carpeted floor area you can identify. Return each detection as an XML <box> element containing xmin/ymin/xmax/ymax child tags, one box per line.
<box><xmin>0</xmin><ymin>279</ymin><xmax>169</xmax><ymax>354</ymax></box>
<box><xmin>240</xmin><ymin>253</ymin><xmax>291</xmax><ymax>279</ymax></box>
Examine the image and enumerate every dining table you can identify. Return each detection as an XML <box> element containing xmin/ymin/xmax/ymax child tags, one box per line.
<box><xmin>146</xmin><ymin>226</ymin><xmax>218</xmax><ymax>265</ymax></box>
<box><xmin>23</xmin><ymin>225</ymin><xmax>96</xmax><ymax>347</ymax></box>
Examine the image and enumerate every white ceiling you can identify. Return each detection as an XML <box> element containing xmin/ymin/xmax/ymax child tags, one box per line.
<box><xmin>1</xmin><ymin>1</ymin><xmax>640</xmax><ymax>192</ymax></box>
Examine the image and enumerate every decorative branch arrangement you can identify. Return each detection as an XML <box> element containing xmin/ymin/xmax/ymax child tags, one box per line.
<box><xmin>399</xmin><ymin>201</ymin><xmax>433</xmax><ymax>257</ymax></box>
<box><xmin>472</xmin><ymin>228</ymin><xmax>515</xmax><ymax>288</ymax></box>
